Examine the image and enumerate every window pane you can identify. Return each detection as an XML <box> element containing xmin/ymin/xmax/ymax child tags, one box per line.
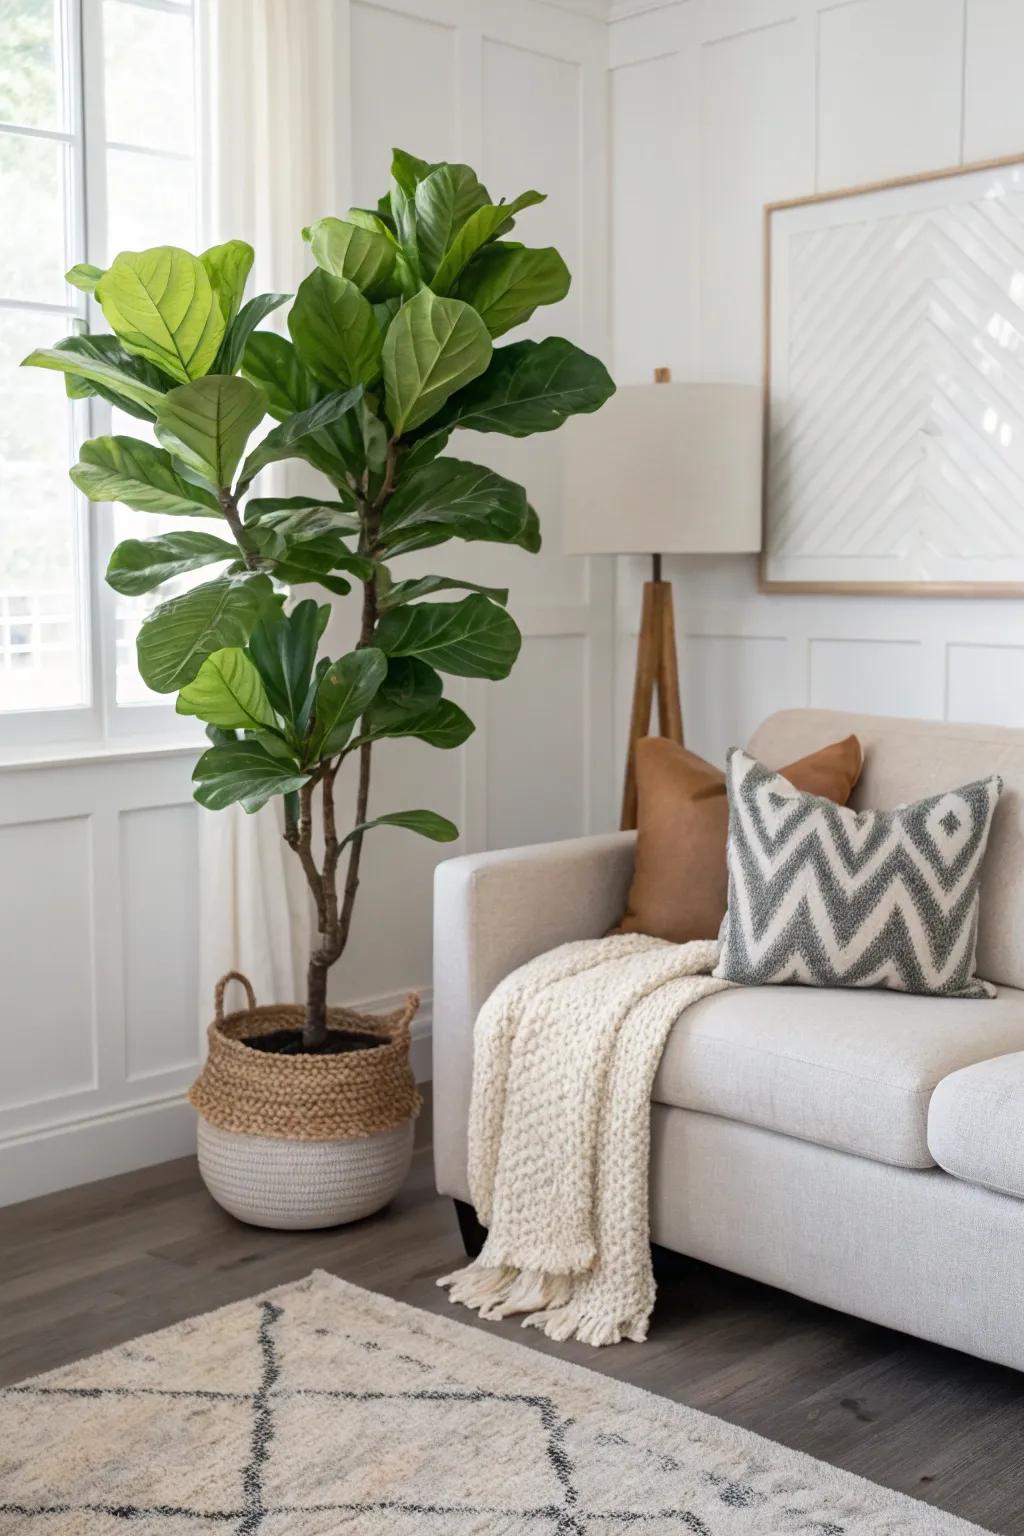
<box><xmin>0</xmin><ymin>308</ymin><xmax>87</xmax><ymax>712</ymax></box>
<box><xmin>104</xmin><ymin>0</ymin><xmax>201</xmax><ymax>712</ymax></box>
<box><xmin>0</xmin><ymin>0</ymin><xmax>67</xmax><ymax>131</ymax></box>
<box><xmin>0</xmin><ymin>131</ymin><xmax>71</xmax><ymax>303</ymax></box>
<box><xmin>106</xmin><ymin>147</ymin><xmax>196</xmax><ymax>256</ymax></box>
<box><xmin>103</xmin><ymin>0</ymin><xmax>194</xmax><ymax>153</ymax></box>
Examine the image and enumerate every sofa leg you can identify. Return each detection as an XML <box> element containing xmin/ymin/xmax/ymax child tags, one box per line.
<box><xmin>453</xmin><ymin>1198</ymin><xmax>488</xmax><ymax>1258</ymax></box>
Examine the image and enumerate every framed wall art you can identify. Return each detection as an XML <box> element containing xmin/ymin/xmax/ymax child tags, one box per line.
<box><xmin>762</xmin><ymin>154</ymin><xmax>1024</xmax><ymax>595</ymax></box>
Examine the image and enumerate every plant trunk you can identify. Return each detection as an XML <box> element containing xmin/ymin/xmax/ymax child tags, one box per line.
<box><xmin>304</xmin><ymin>957</ymin><xmax>330</xmax><ymax>1049</ymax></box>
<box><xmin>298</xmin><ymin>504</ymin><xmax>382</xmax><ymax>1051</ymax></box>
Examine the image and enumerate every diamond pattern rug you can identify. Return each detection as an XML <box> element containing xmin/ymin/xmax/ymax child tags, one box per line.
<box><xmin>0</xmin><ymin>1270</ymin><xmax>989</xmax><ymax>1533</ymax></box>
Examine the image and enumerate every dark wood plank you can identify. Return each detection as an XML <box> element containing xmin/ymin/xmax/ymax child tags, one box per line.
<box><xmin>1</xmin><ymin>1151</ymin><xmax>1022</xmax><ymax>1534</ymax></box>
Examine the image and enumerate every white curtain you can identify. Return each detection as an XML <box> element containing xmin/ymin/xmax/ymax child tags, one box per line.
<box><xmin>196</xmin><ymin>0</ymin><xmax>339</xmax><ymax>1017</ymax></box>
<box><xmin>203</xmin><ymin>0</ymin><xmax>338</xmax><ymax>284</ymax></box>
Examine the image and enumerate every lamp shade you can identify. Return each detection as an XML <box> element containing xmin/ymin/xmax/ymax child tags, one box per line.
<box><xmin>562</xmin><ymin>381</ymin><xmax>763</xmax><ymax>556</ymax></box>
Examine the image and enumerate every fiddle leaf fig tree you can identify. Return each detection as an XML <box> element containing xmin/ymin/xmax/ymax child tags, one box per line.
<box><xmin>24</xmin><ymin>149</ymin><xmax>615</xmax><ymax>1047</ymax></box>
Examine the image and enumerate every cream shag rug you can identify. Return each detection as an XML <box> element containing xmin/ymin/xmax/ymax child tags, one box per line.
<box><xmin>0</xmin><ymin>1270</ymin><xmax>989</xmax><ymax>1535</ymax></box>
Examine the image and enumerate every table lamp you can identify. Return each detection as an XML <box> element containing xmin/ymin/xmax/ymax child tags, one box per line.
<box><xmin>563</xmin><ymin>373</ymin><xmax>763</xmax><ymax>830</ymax></box>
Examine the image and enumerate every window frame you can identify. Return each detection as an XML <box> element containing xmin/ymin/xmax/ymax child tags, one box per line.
<box><xmin>0</xmin><ymin>0</ymin><xmax>205</xmax><ymax>756</ymax></box>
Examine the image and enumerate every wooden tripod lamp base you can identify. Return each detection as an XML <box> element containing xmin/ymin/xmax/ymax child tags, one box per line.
<box><xmin>620</xmin><ymin>553</ymin><xmax>683</xmax><ymax>831</ymax></box>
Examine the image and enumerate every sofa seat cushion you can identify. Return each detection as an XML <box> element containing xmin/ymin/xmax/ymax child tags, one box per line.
<box><xmin>928</xmin><ymin>1052</ymin><xmax>1024</xmax><ymax>1198</ymax></box>
<box><xmin>652</xmin><ymin>983</ymin><xmax>1024</xmax><ymax>1168</ymax></box>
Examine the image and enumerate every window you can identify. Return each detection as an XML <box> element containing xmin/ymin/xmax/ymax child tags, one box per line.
<box><xmin>0</xmin><ymin>0</ymin><xmax>201</xmax><ymax>748</ymax></box>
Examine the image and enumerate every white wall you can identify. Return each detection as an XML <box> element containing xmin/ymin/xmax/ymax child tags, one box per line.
<box><xmin>16</xmin><ymin>0</ymin><xmax>1021</xmax><ymax>1207</ymax></box>
<box><xmin>609</xmin><ymin>0</ymin><xmax>1024</xmax><ymax>768</ymax></box>
<box><xmin>327</xmin><ymin>0</ymin><xmax>614</xmax><ymax>1009</ymax></box>
<box><xmin>0</xmin><ymin>745</ymin><xmax>204</xmax><ymax>1203</ymax></box>
<box><xmin>0</xmin><ymin>0</ymin><xmax>613</xmax><ymax>1206</ymax></box>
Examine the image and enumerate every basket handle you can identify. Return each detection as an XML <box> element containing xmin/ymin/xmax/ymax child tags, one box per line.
<box><xmin>393</xmin><ymin>991</ymin><xmax>420</xmax><ymax>1045</ymax></box>
<box><xmin>215</xmin><ymin>971</ymin><xmax>256</xmax><ymax>1021</ymax></box>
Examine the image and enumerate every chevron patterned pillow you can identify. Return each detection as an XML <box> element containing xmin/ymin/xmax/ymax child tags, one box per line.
<box><xmin>713</xmin><ymin>748</ymin><xmax>1003</xmax><ymax>998</ymax></box>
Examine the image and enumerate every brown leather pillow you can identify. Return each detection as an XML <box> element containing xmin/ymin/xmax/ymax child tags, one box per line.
<box><xmin>618</xmin><ymin>734</ymin><xmax>863</xmax><ymax>943</ymax></box>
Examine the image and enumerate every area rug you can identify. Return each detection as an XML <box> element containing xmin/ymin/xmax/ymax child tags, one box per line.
<box><xmin>0</xmin><ymin>1270</ymin><xmax>989</xmax><ymax>1535</ymax></box>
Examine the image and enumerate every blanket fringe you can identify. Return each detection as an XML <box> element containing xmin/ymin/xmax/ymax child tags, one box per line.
<box><xmin>437</xmin><ymin>1263</ymin><xmax>573</xmax><ymax>1320</ymax></box>
<box><xmin>437</xmin><ymin>1261</ymin><xmax>651</xmax><ymax>1345</ymax></box>
<box><xmin>523</xmin><ymin>1300</ymin><xmax>650</xmax><ymax>1348</ymax></box>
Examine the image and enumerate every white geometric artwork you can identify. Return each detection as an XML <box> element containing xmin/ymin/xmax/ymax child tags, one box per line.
<box><xmin>764</xmin><ymin>159</ymin><xmax>1024</xmax><ymax>592</ymax></box>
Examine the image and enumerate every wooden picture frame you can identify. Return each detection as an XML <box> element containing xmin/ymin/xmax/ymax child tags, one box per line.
<box><xmin>760</xmin><ymin>153</ymin><xmax>1024</xmax><ymax>596</ymax></box>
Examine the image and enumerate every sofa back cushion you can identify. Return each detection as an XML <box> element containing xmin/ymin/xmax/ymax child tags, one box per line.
<box><xmin>748</xmin><ymin>710</ymin><xmax>1024</xmax><ymax>990</ymax></box>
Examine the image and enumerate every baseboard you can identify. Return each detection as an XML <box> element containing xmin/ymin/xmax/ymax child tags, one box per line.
<box><xmin>1</xmin><ymin>1095</ymin><xmax>199</xmax><ymax>1208</ymax></box>
<box><xmin>0</xmin><ymin>989</ymin><xmax>434</xmax><ymax>1209</ymax></box>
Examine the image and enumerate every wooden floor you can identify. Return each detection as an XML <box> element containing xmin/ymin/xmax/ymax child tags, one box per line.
<box><xmin>2</xmin><ymin>1150</ymin><xmax>1024</xmax><ymax>1534</ymax></box>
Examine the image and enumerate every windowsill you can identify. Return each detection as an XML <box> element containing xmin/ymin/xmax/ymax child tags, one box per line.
<box><xmin>0</xmin><ymin>734</ymin><xmax>206</xmax><ymax>773</ymax></box>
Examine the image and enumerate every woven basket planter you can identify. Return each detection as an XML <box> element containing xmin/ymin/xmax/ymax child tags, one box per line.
<box><xmin>189</xmin><ymin>972</ymin><xmax>421</xmax><ymax>1230</ymax></box>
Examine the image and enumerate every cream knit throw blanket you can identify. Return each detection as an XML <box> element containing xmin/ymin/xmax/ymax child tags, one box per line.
<box><xmin>438</xmin><ymin>933</ymin><xmax>728</xmax><ymax>1347</ymax></box>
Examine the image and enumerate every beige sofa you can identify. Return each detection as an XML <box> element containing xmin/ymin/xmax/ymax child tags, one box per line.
<box><xmin>433</xmin><ymin>709</ymin><xmax>1024</xmax><ymax>1372</ymax></box>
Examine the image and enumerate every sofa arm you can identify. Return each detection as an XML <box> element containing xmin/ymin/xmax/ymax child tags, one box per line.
<box><xmin>432</xmin><ymin>830</ymin><xmax>636</xmax><ymax>1201</ymax></box>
